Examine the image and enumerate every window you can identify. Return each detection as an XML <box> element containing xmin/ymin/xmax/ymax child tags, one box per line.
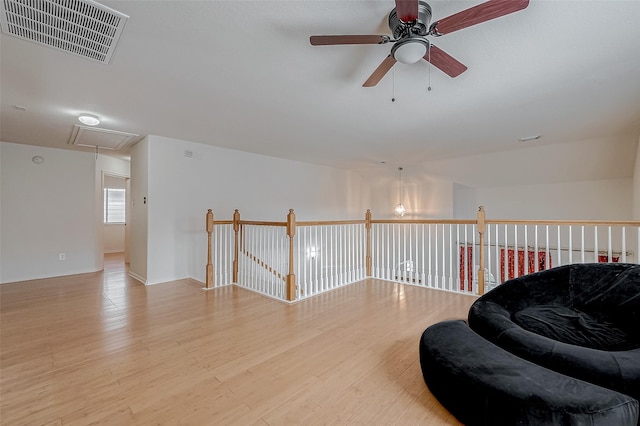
<box><xmin>104</xmin><ymin>188</ymin><xmax>126</xmax><ymax>224</ymax></box>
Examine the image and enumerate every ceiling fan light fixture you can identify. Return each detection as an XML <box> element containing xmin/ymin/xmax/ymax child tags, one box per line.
<box><xmin>392</xmin><ymin>38</ymin><xmax>428</xmax><ymax>64</ymax></box>
<box><xmin>79</xmin><ymin>114</ymin><xmax>100</xmax><ymax>126</ymax></box>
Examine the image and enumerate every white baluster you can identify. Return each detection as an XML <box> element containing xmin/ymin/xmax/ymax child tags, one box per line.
<box><xmin>532</xmin><ymin>225</ymin><xmax>536</xmax><ymax>273</ymax></box>
<box><xmin>495</xmin><ymin>224</ymin><xmax>500</xmax><ymax>283</ymax></box>
<box><xmin>428</xmin><ymin>224</ymin><xmax>432</xmax><ymax>287</ymax></box>
<box><xmin>545</xmin><ymin>225</ymin><xmax>550</xmax><ymax>270</ymax></box>
<box><xmin>594</xmin><ymin>226</ymin><xmax>599</xmax><ymax>263</ymax></box>
<box><xmin>608</xmin><ymin>226</ymin><xmax>613</xmax><ymax>262</ymax></box>
<box><xmin>442</xmin><ymin>224</ymin><xmax>446</xmax><ymax>290</ymax></box>
<box><xmin>557</xmin><ymin>225</ymin><xmax>562</xmax><ymax>267</ymax></box>
<box><xmin>421</xmin><ymin>224</ymin><xmax>426</xmax><ymax>286</ymax></box>
<box><xmin>471</xmin><ymin>224</ymin><xmax>476</xmax><ymax>292</ymax></box>
<box><xmin>622</xmin><ymin>227</ymin><xmax>627</xmax><ymax>263</ymax></box>
<box><xmin>568</xmin><ymin>226</ymin><xmax>573</xmax><ymax>265</ymax></box>
<box><xmin>434</xmin><ymin>224</ymin><xmax>439</xmax><ymax>288</ymax></box>
<box><xmin>514</xmin><ymin>225</ymin><xmax>519</xmax><ymax>278</ymax></box>
<box><xmin>487</xmin><ymin>223</ymin><xmax>492</xmax><ymax>284</ymax></box>
<box><xmin>504</xmin><ymin>224</ymin><xmax>509</xmax><ymax>282</ymax></box>
<box><xmin>448</xmin><ymin>224</ymin><xmax>453</xmax><ymax>291</ymax></box>
<box><xmin>580</xmin><ymin>226</ymin><xmax>585</xmax><ymax>264</ymax></box>
<box><xmin>463</xmin><ymin>224</ymin><xmax>468</xmax><ymax>291</ymax></box>
<box><xmin>523</xmin><ymin>225</ymin><xmax>528</xmax><ymax>276</ymax></box>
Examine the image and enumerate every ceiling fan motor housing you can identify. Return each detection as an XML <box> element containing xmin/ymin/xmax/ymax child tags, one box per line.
<box><xmin>388</xmin><ymin>1</ymin><xmax>432</xmax><ymax>38</ymax></box>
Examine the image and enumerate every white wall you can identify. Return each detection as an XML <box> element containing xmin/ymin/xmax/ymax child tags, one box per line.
<box><xmin>633</xmin><ymin>137</ymin><xmax>640</xmax><ymax>220</ymax></box>
<box><xmin>0</xmin><ymin>142</ymin><xmax>98</xmax><ymax>283</ymax></box>
<box><xmin>0</xmin><ymin>145</ymin><xmax>3</xmax><ymax>281</ymax></box>
<box><xmin>454</xmin><ymin>178</ymin><xmax>634</xmax><ymax>220</ymax></box>
<box><xmin>421</xmin><ymin>135</ymin><xmax>638</xmax><ymax>188</ymax></box>
<box><xmin>136</xmin><ymin>135</ymin><xmax>371</xmax><ymax>285</ymax></box>
<box><xmin>104</xmin><ymin>224</ymin><xmax>125</xmax><ymax>253</ymax></box>
<box><xmin>362</xmin><ymin>169</ymin><xmax>454</xmax><ymax>219</ymax></box>
<box><xmin>129</xmin><ymin>137</ymin><xmax>149</xmax><ymax>283</ymax></box>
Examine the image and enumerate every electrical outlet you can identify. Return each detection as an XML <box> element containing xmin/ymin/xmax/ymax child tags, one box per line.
<box><xmin>59</xmin><ymin>253</ymin><xmax>66</xmax><ymax>261</ymax></box>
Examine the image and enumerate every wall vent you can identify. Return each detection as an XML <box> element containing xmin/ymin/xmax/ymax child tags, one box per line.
<box><xmin>69</xmin><ymin>125</ymin><xmax>139</xmax><ymax>151</ymax></box>
<box><xmin>0</xmin><ymin>0</ymin><xmax>128</xmax><ymax>64</ymax></box>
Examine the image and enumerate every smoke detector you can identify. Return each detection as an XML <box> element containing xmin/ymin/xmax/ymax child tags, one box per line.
<box><xmin>0</xmin><ymin>0</ymin><xmax>128</xmax><ymax>64</ymax></box>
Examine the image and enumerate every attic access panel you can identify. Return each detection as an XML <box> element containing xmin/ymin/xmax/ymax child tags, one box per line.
<box><xmin>69</xmin><ymin>125</ymin><xmax>139</xmax><ymax>151</ymax></box>
<box><xmin>0</xmin><ymin>0</ymin><xmax>128</xmax><ymax>64</ymax></box>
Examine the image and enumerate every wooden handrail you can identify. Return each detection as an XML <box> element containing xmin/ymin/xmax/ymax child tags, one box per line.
<box><xmin>486</xmin><ymin>219</ymin><xmax>640</xmax><ymax>226</ymax></box>
<box><xmin>240</xmin><ymin>220</ymin><xmax>287</xmax><ymax>226</ymax></box>
<box><xmin>371</xmin><ymin>219</ymin><xmax>477</xmax><ymax>225</ymax></box>
<box><xmin>207</xmin><ymin>207</ymin><xmax>640</xmax><ymax>300</ymax></box>
<box><xmin>241</xmin><ymin>248</ymin><xmax>286</xmax><ymax>281</ymax></box>
<box><xmin>211</xmin><ymin>214</ymin><xmax>640</xmax><ymax>231</ymax></box>
<box><xmin>297</xmin><ymin>220</ymin><xmax>366</xmax><ymax>226</ymax></box>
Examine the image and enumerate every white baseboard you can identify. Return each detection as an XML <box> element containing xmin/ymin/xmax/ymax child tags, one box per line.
<box><xmin>128</xmin><ymin>271</ymin><xmax>147</xmax><ymax>285</ymax></box>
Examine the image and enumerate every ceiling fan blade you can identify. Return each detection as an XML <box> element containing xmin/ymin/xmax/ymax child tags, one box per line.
<box><xmin>395</xmin><ymin>0</ymin><xmax>419</xmax><ymax>23</ymax></box>
<box><xmin>424</xmin><ymin>46</ymin><xmax>467</xmax><ymax>78</ymax></box>
<box><xmin>310</xmin><ymin>35</ymin><xmax>389</xmax><ymax>46</ymax></box>
<box><xmin>363</xmin><ymin>55</ymin><xmax>397</xmax><ymax>87</ymax></box>
<box><xmin>430</xmin><ymin>0</ymin><xmax>529</xmax><ymax>35</ymax></box>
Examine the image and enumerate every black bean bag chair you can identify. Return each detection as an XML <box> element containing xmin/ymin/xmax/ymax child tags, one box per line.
<box><xmin>420</xmin><ymin>320</ymin><xmax>639</xmax><ymax>425</ymax></box>
<box><xmin>468</xmin><ymin>263</ymin><xmax>640</xmax><ymax>401</ymax></box>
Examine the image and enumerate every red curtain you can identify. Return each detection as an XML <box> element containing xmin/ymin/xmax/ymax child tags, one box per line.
<box><xmin>598</xmin><ymin>255</ymin><xmax>619</xmax><ymax>263</ymax></box>
<box><xmin>500</xmin><ymin>249</ymin><xmax>550</xmax><ymax>282</ymax></box>
<box><xmin>459</xmin><ymin>246</ymin><xmax>473</xmax><ymax>291</ymax></box>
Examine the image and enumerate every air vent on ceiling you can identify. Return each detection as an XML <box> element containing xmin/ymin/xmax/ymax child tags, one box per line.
<box><xmin>0</xmin><ymin>0</ymin><xmax>128</xmax><ymax>64</ymax></box>
<box><xmin>69</xmin><ymin>125</ymin><xmax>139</xmax><ymax>151</ymax></box>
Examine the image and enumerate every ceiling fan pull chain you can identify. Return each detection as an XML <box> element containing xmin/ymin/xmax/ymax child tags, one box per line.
<box><xmin>392</xmin><ymin>67</ymin><xmax>396</xmax><ymax>102</ymax></box>
<box><xmin>427</xmin><ymin>46</ymin><xmax>432</xmax><ymax>92</ymax></box>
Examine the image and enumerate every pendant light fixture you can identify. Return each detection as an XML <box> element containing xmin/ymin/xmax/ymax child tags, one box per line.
<box><xmin>394</xmin><ymin>166</ymin><xmax>406</xmax><ymax>217</ymax></box>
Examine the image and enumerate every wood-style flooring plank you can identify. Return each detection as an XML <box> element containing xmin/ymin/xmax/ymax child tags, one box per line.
<box><xmin>1</xmin><ymin>253</ymin><xmax>473</xmax><ymax>425</ymax></box>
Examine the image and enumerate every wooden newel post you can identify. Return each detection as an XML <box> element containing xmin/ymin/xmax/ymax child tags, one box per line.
<box><xmin>477</xmin><ymin>206</ymin><xmax>486</xmax><ymax>295</ymax></box>
<box><xmin>365</xmin><ymin>209</ymin><xmax>372</xmax><ymax>277</ymax></box>
<box><xmin>286</xmin><ymin>209</ymin><xmax>297</xmax><ymax>301</ymax></box>
<box><xmin>206</xmin><ymin>209</ymin><xmax>214</xmax><ymax>289</ymax></box>
<box><xmin>233</xmin><ymin>209</ymin><xmax>240</xmax><ymax>283</ymax></box>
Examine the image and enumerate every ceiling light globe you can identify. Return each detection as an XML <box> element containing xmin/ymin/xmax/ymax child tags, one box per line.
<box><xmin>392</xmin><ymin>40</ymin><xmax>427</xmax><ymax>64</ymax></box>
<box><xmin>79</xmin><ymin>114</ymin><xmax>100</xmax><ymax>126</ymax></box>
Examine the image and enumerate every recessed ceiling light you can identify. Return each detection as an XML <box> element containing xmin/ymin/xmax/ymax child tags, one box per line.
<box><xmin>79</xmin><ymin>114</ymin><xmax>100</xmax><ymax>126</ymax></box>
<box><xmin>519</xmin><ymin>135</ymin><xmax>541</xmax><ymax>142</ymax></box>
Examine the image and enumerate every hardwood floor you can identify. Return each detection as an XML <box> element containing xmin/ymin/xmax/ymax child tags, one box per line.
<box><xmin>1</xmin><ymin>253</ymin><xmax>476</xmax><ymax>425</ymax></box>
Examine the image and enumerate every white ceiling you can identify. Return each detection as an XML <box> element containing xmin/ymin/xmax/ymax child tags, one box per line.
<box><xmin>1</xmin><ymin>0</ymin><xmax>639</xmax><ymax>187</ymax></box>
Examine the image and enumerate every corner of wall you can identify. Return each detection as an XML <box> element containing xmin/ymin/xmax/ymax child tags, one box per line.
<box><xmin>0</xmin><ymin>143</ymin><xmax>4</xmax><ymax>282</ymax></box>
<box><xmin>633</xmin><ymin>136</ymin><xmax>640</xmax><ymax>220</ymax></box>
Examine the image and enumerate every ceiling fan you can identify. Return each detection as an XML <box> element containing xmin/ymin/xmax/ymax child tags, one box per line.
<box><xmin>310</xmin><ymin>0</ymin><xmax>529</xmax><ymax>87</ymax></box>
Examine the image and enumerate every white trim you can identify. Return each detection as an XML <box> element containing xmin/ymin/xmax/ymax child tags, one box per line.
<box><xmin>128</xmin><ymin>271</ymin><xmax>146</xmax><ymax>285</ymax></box>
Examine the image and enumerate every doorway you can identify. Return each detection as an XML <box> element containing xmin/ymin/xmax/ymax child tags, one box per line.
<box><xmin>103</xmin><ymin>173</ymin><xmax>129</xmax><ymax>266</ymax></box>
